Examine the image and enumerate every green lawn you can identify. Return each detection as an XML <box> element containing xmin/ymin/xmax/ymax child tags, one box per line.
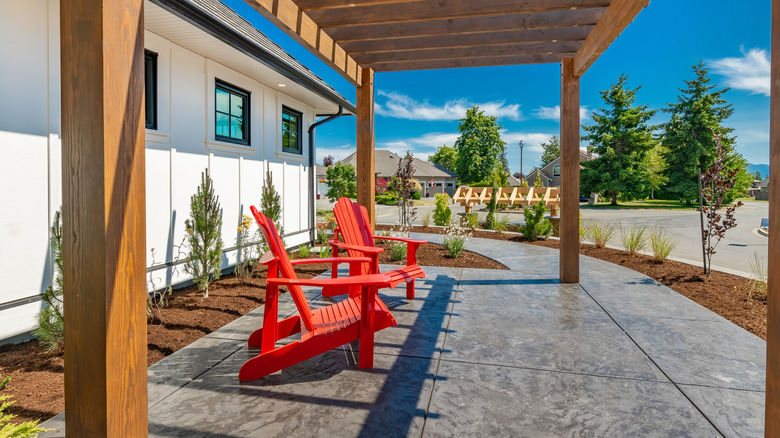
<box><xmin>583</xmin><ymin>199</ymin><xmax>699</xmax><ymax>211</ymax></box>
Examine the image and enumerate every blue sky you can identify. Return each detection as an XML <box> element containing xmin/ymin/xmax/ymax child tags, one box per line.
<box><xmin>224</xmin><ymin>0</ymin><xmax>771</xmax><ymax>175</ymax></box>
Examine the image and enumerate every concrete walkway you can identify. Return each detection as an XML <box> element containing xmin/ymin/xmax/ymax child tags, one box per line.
<box><xmin>42</xmin><ymin>234</ymin><xmax>765</xmax><ymax>437</ymax></box>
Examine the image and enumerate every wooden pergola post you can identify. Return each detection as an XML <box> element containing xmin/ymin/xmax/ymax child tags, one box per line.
<box><xmin>766</xmin><ymin>1</ymin><xmax>780</xmax><ymax>434</ymax></box>
<box><xmin>61</xmin><ymin>0</ymin><xmax>148</xmax><ymax>435</ymax></box>
<box><xmin>560</xmin><ymin>57</ymin><xmax>580</xmax><ymax>284</ymax></box>
<box><xmin>356</xmin><ymin>67</ymin><xmax>376</xmax><ymax>231</ymax></box>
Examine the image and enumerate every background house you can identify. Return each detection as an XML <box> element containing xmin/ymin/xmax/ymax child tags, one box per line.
<box><xmin>338</xmin><ymin>150</ymin><xmax>458</xmax><ymax>197</ymax></box>
<box><xmin>526</xmin><ymin>150</ymin><xmax>594</xmax><ymax>187</ymax></box>
<box><xmin>0</xmin><ymin>0</ymin><xmax>353</xmax><ymax>343</ymax></box>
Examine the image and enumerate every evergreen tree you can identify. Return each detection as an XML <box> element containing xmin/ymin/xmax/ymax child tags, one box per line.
<box><xmin>262</xmin><ymin>166</ymin><xmax>284</xmax><ymax>246</ymax></box>
<box><xmin>581</xmin><ymin>74</ymin><xmax>658</xmax><ymax>205</ymax></box>
<box><xmin>33</xmin><ymin>208</ymin><xmax>64</xmax><ymax>352</ymax></box>
<box><xmin>429</xmin><ymin>145</ymin><xmax>458</xmax><ymax>172</ymax></box>
<box><xmin>454</xmin><ymin>105</ymin><xmax>506</xmax><ymax>183</ymax></box>
<box><xmin>184</xmin><ymin>169</ymin><xmax>223</xmax><ymax>298</ymax></box>
<box><xmin>660</xmin><ymin>61</ymin><xmax>750</xmax><ymax>203</ymax></box>
<box><xmin>539</xmin><ymin>135</ymin><xmax>561</xmax><ymax>167</ymax></box>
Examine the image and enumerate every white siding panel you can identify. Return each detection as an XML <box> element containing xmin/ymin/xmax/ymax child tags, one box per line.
<box><xmin>210</xmin><ymin>152</ymin><xmax>240</xmax><ymax>267</ymax></box>
<box><xmin>170</xmin><ymin>151</ymin><xmax>209</xmax><ymax>261</ymax></box>
<box><xmin>283</xmin><ymin>163</ymin><xmax>301</xmax><ymax>232</ymax></box>
<box><xmin>241</xmin><ymin>156</ymin><xmax>264</xmax><ymax>216</ymax></box>
<box><xmin>170</xmin><ymin>47</ymin><xmax>206</xmax><ymax>155</ymax></box>
<box><xmin>145</xmin><ymin>146</ymin><xmax>172</xmax><ymax>268</ymax></box>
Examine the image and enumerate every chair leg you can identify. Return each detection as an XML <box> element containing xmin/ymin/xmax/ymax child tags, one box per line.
<box><xmin>406</xmin><ymin>279</ymin><xmax>415</xmax><ymax>300</ymax></box>
<box><xmin>359</xmin><ymin>285</ymin><xmax>376</xmax><ymax>369</ymax></box>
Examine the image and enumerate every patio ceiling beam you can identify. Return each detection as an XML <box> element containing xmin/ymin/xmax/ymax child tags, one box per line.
<box><xmin>61</xmin><ymin>0</ymin><xmax>148</xmax><ymax>434</ymax></box>
<box><xmin>560</xmin><ymin>57</ymin><xmax>580</xmax><ymax>283</ymax></box>
<box><xmin>766</xmin><ymin>0</ymin><xmax>780</xmax><ymax>433</ymax></box>
<box><xmin>243</xmin><ymin>0</ymin><xmax>363</xmax><ymax>86</ymax></box>
<box><xmin>326</xmin><ymin>8</ymin><xmax>605</xmax><ymax>42</ymax></box>
<box><xmin>573</xmin><ymin>0</ymin><xmax>650</xmax><ymax>77</ymax></box>
<box><xmin>356</xmin><ymin>67</ymin><xmax>376</xmax><ymax>231</ymax></box>
<box><xmin>352</xmin><ymin>41</ymin><xmax>583</xmax><ymax>64</ymax></box>
<box><xmin>305</xmin><ymin>0</ymin><xmax>610</xmax><ymax>28</ymax></box>
<box><xmin>341</xmin><ymin>26</ymin><xmax>594</xmax><ymax>54</ymax></box>
<box><xmin>368</xmin><ymin>53</ymin><xmax>573</xmax><ymax>72</ymax></box>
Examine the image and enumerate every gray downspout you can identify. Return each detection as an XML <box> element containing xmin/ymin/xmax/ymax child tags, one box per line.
<box><xmin>308</xmin><ymin>106</ymin><xmax>349</xmax><ymax>243</ymax></box>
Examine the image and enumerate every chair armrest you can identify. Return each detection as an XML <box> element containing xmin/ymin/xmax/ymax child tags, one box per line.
<box><xmin>289</xmin><ymin>257</ymin><xmax>370</xmax><ymax>266</ymax></box>
<box><xmin>259</xmin><ymin>252</ymin><xmax>278</xmax><ymax>265</ymax></box>
<box><xmin>268</xmin><ymin>274</ymin><xmax>391</xmax><ymax>297</ymax></box>
<box><xmin>372</xmin><ymin>235</ymin><xmax>427</xmax><ymax>245</ymax></box>
<box><xmin>330</xmin><ymin>241</ymin><xmax>384</xmax><ymax>255</ymax></box>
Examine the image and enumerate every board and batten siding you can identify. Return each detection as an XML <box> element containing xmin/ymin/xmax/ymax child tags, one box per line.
<box><xmin>0</xmin><ymin>0</ymin><xmax>317</xmax><ymax>342</ymax></box>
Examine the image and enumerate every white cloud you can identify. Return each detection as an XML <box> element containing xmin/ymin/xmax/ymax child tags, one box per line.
<box><xmin>378</xmin><ymin>132</ymin><xmax>461</xmax><ymax>158</ymax></box>
<box><xmin>501</xmin><ymin>131</ymin><xmax>556</xmax><ymax>153</ymax></box>
<box><xmin>375</xmin><ymin>91</ymin><xmax>523</xmax><ymax>121</ymax></box>
<box><xmin>533</xmin><ymin>105</ymin><xmax>591</xmax><ymax>122</ymax></box>
<box><xmin>316</xmin><ymin>144</ymin><xmax>354</xmax><ymax>164</ymax></box>
<box><xmin>711</xmin><ymin>47</ymin><xmax>770</xmax><ymax>96</ymax></box>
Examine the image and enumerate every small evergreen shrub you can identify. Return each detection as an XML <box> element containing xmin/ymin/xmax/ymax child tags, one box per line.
<box><xmin>485</xmin><ymin>181</ymin><xmax>500</xmax><ymax>230</ymax></box>
<box><xmin>648</xmin><ymin>226</ymin><xmax>677</xmax><ymax>262</ymax></box>
<box><xmin>442</xmin><ymin>221</ymin><xmax>472</xmax><ymax>258</ymax></box>
<box><xmin>518</xmin><ymin>203</ymin><xmax>552</xmax><ymax>241</ymax></box>
<box><xmin>262</xmin><ymin>167</ymin><xmax>284</xmax><ymax>246</ymax></box>
<box><xmin>412</xmin><ymin>191</ymin><xmax>422</xmax><ymax>200</ymax></box>
<box><xmin>433</xmin><ymin>193</ymin><xmax>452</xmax><ymax>226</ymax></box>
<box><xmin>184</xmin><ymin>169</ymin><xmax>224</xmax><ymax>298</ymax></box>
<box><xmin>33</xmin><ymin>209</ymin><xmax>64</xmax><ymax>353</ymax></box>
<box><xmin>421</xmin><ymin>212</ymin><xmax>432</xmax><ymax>227</ymax></box>
<box><xmin>620</xmin><ymin>223</ymin><xmax>647</xmax><ymax>255</ymax></box>
<box><xmin>589</xmin><ymin>221</ymin><xmax>617</xmax><ymax>248</ymax></box>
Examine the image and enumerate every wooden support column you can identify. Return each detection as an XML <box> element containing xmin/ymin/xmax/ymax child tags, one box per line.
<box><xmin>560</xmin><ymin>58</ymin><xmax>580</xmax><ymax>283</ymax></box>
<box><xmin>356</xmin><ymin>67</ymin><xmax>376</xmax><ymax>231</ymax></box>
<box><xmin>766</xmin><ymin>0</ymin><xmax>780</xmax><ymax>434</ymax></box>
<box><xmin>61</xmin><ymin>0</ymin><xmax>147</xmax><ymax>435</ymax></box>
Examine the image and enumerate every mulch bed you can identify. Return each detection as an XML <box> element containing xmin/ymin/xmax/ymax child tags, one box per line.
<box><xmin>0</xmin><ymin>241</ymin><xmax>502</xmax><ymax>425</ymax></box>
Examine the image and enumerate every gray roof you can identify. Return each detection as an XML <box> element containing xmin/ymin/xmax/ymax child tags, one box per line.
<box><xmin>339</xmin><ymin>150</ymin><xmax>457</xmax><ymax>179</ymax></box>
<box><xmin>152</xmin><ymin>0</ymin><xmax>355</xmax><ymax>113</ymax></box>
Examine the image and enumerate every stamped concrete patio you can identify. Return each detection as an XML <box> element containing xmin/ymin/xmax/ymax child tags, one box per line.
<box><xmin>42</xmin><ymin>234</ymin><xmax>765</xmax><ymax>437</ymax></box>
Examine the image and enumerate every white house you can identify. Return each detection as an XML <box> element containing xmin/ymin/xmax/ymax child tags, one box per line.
<box><xmin>0</xmin><ymin>0</ymin><xmax>355</xmax><ymax>343</ymax></box>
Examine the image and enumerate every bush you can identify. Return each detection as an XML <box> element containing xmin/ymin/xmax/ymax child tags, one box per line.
<box><xmin>462</xmin><ymin>213</ymin><xmax>480</xmax><ymax>230</ymax></box>
<box><xmin>620</xmin><ymin>223</ymin><xmax>647</xmax><ymax>255</ymax></box>
<box><xmin>298</xmin><ymin>244</ymin><xmax>311</xmax><ymax>258</ymax></box>
<box><xmin>589</xmin><ymin>221</ymin><xmax>617</xmax><ymax>248</ymax></box>
<box><xmin>319</xmin><ymin>244</ymin><xmax>332</xmax><ymax>258</ymax></box>
<box><xmin>492</xmin><ymin>214</ymin><xmax>511</xmax><ymax>234</ymax></box>
<box><xmin>33</xmin><ymin>208</ymin><xmax>64</xmax><ymax>353</ymax></box>
<box><xmin>325</xmin><ymin>162</ymin><xmax>357</xmax><ymax>202</ymax></box>
<box><xmin>433</xmin><ymin>193</ymin><xmax>452</xmax><ymax>226</ymax></box>
<box><xmin>648</xmin><ymin>226</ymin><xmax>677</xmax><ymax>262</ymax></box>
<box><xmin>412</xmin><ymin>191</ymin><xmax>422</xmax><ymax>200</ymax></box>
<box><xmin>518</xmin><ymin>203</ymin><xmax>552</xmax><ymax>241</ymax></box>
<box><xmin>376</xmin><ymin>194</ymin><xmax>399</xmax><ymax>205</ymax></box>
<box><xmin>184</xmin><ymin>169</ymin><xmax>224</xmax><ymax>298</ymax></box>
<box><xmin>421</xmin><ymin>212</ymin><xmax>432</xmax><ymax>227</ymax></box>
<box><xmin>442</xmin><ymin>221</ymin><xmax>471</xmax><ymax>258</ymax></box>
<box><xmin>748</xmin><ymin>251</ymin><xmax>768</xmax><ymax>301</ymax></box>
<box><xmin>390</xmin><ymin>241</ymin><xmax>407</xmax><ymax>261</ymax></box>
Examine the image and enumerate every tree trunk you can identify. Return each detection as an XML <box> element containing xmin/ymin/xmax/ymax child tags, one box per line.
<box><xmin>611</xmin><ymin>192</ymin><xmax>618</xmax><ymax>206</ymax></box>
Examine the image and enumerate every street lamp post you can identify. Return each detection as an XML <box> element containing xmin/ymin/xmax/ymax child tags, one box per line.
<box><xmin>518</xmin><ymin>140</ymin><xmax>524</xmax><ymax>180</ymax></box>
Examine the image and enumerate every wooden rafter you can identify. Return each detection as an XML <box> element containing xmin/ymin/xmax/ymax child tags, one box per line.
<box><xmin>326</xmin><ymin>8</ymin><xmax>606</xmax><ymax>42</ymax></box>
<box><xmin>341</xmin><ymin>26</ymin><xmax>594</xmax><ymax>54</ymax></box>
<box><xmin>573</xmin><ymin>0</ymin><xmax>650</xmax><ymax>77</ymax></box>
<box><xmin>305</xmin><ymin>0</ymin><xmax>610</xmax><ymax>28</ymax></box>
<box><xmin>243</xmin><ymin>0</ymin><xmax>362</xmax><ymax>85</ymax></box>
<box><xmin>353</xmin><ymin>41</ymin><xmax>582</xmax><ymax>65</ymax></box>
<box><xmin>368</xmin><ymin>53</ymin><xmax>573</xmax><ymax>72</ymax></box>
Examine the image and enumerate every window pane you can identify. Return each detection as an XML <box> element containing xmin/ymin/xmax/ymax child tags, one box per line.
<box><xmin>216</xmin><ymin>113</ymin><xmax>229</xmax><ymax>137</ymax></box>
<box><xmin>230</xmin><ymin>116</ymin><xmax>244</xmax><ymax>140</ymax></box>
<box><xmin>230</xmin><ymin>94</ymin><xmax>243</xmax><ymax>117</ymax></box>
<box><xmin>216</xmin><ymin>89</ymin><xmax>229</xmax><ymax>113</ymax></box>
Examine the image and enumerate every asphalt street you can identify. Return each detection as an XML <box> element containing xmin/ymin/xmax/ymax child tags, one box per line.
<box><xmin>316</xmin><ymin>197</ymin><xmax>769</xmax><ymax>276</ymax></box>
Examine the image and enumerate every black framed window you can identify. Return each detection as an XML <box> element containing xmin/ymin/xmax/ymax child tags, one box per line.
<box><xmin>145</xmin><ymin>51</ymin><xmax>157</xmax><ymax>130</ymax></box>
<box><xmin>553</xmin><ymin>164</ymin><xmax>561</xmax><ymax>176</ymax></box>
<box><xmin>282</xmin><ymin>106</ymin><xmax>302</xmax><ymax>154</ymax></box>
<box><xmin>215</xmin><ymin>80</ymin><xmax>250</xmax><ymax>145</ymax></box>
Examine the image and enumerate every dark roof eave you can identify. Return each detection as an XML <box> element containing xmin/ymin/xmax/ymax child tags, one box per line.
<box><xmin>149</xmin><ymin>0</ymin><xmax>357</xmax><ymax>114</ymax></box>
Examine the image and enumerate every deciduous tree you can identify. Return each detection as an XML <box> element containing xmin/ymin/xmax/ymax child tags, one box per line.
<box><xmin>454</xmin><ymin>106</ymin><xmax>506</xmax><ymax>184</ymax></box>
<box><xmin>429</xmin><ymin>145</ymin><xmax>458</xmax><ymax>172</ymax></box>
<box><xmin>325</xmin><ymin>162</ymin><xmax>357</xmax><ymax>202</ymax></box>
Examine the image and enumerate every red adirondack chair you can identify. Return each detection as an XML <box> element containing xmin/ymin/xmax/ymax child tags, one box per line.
<box><xmin>331</xmin><ymin>197</ymin><xmax>427</xmax><ymax>299</ymax></box>
<box><xmin>239</xmin><ymin>206</ymin><xmax>397</xmax><ymax>382</ymax></box>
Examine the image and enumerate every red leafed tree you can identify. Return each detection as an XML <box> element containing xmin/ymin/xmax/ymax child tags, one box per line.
<box><xmin>375</xmin><ymin>177</ymin><xmax>388</xmax><ymax>194</ymax></box>
<box><xmin>698</xmin><ymin>133</ymin><xmax>743</xmax><ymax>276</ymax></box>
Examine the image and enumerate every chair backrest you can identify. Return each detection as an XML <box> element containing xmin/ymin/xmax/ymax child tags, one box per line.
<box><xmin>250</xmin><ymin>206</ymin><xmax>314</xmax><ymax>330</ymax></box>
<box><xmin>333</xmin><ymin>198</ymin><xmax>376</xmax><ymax>273</ymax></box>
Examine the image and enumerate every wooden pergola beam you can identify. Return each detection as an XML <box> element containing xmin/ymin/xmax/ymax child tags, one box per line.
<box><xmin>306</xmin><ymin>0</ymin><xmax>609</xmax><ymax>28</ymax></box>
<box><xmin>61</xmin><ymin>0</ymin><xmax>148</xmax><ymax>434</ymax></box>
<box><xmin>352</xmin><ymin>41</ymin><xmax>582</xmax><ymax>65</ymax></box>
<box><xmin>368</xmin><ymin>53</ymin><xmax>572</xmax><ymax>72</ymax></box>
<box><xmin>765</xmin><ymin>0</ymin><xmax>780</xmax><ymax>433</ymax></box>
<box><xmin>356</xmin><ymin>68</ymin><xmax>376</xmax><ymax>231</ymax></box>
<box><xmin>341</xmin><ymin>26</ymin><xmax>594</xmax><ymax>54</ymax></box>
<box><xmin>327</xmin><ymin>8</ymin><xmax>605</xmax><ymax>42</ymax></box>
<box><xmin>296</xmin><ymin>0</ymin><xmax>419</xmax><ymax>9</ymax></box>
<box><xmin>560</xmin><ymin>57</ymin><xmax>580</xmax><ymax>283</ymax></box>
<box><xmin>572</xmin><ymin>0</ymin><xmax>650</xmax><ymax>77</ymax></box>
<box><xmin>243</xmin><ymin>0</ymin><xmax>362</xmax><ymax>86</ymax></box>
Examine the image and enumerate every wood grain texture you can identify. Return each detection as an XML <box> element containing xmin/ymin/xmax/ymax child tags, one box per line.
<box><xmin>327</xmin><ymin>8</ymin><xmax>605</xmax><ymax>42</ymax></box>
<box><xmin>341</xmin><ymin>26</ymin><xmax>594</xmax><ymax>54</ymax></box>
<box><xmin>244</xmin><ymin>0</ymin><xmax>362</xmax><ymax>85</ymax></box>
<box><xmin>573</xmin><ymin>0</ymin><xmax>649</xmax><ymax>77</ymax></box>
<box><xmin>766</xmin><ymin>0</ymin><xmax>780</xmax><ymax>434</ymax></box>
<box><xmin>559</xmin><ymin>58</ymin><xmax>580</xmax><ymax>283</ymax></box>
<box><xmin>352</xmin><ymin>41</ymin><xmax>582</xmax><ymax>64</ymax></box>
<box><xmin>306</xmin><ymin>0</ymin><xmax>609</xmax><ymax>27</ymax></box>
<box><xmin>368</xmin><ymin>53</ymin><xmax>572</xmax><ymax>72</ymax></box>
<box><xmin>61</xmin><ymin>0</ymin><xmax>148</xmax><ymax>435</ymax></box>
<box><xmin>356</xmin><ymin>68</ymin><xmax>375</xmax><ymax>232</ymax></box>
